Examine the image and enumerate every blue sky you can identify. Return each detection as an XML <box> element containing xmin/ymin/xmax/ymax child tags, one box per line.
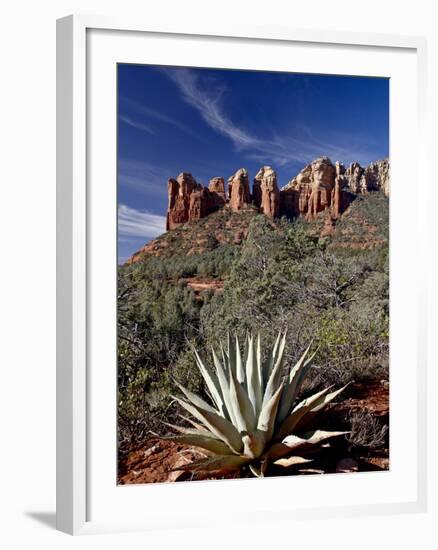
<box><xmin>118</xmin><ymin>64</ymin><xmax>389</xmax><ymax>263</ymax></box>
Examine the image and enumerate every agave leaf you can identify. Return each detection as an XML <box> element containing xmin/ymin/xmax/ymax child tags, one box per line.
<box><xmin>228</xmin><ymin>366</ymin><xmax>256</xmax><ymax>433</ymax></box>
<box><xmin>275</xmin><ymin>386</ymin><xmax>332</xmax><ymax>441</ymax></box>
<box><xmin>257</xmin><ymin>384</ymin><xmax>283</xmax><ymax>442</ymax></box>
<box><xmin>235</xmin><ymin>335</ymin><xmax>245</xmax><ymax>384</ymax></box>
<box><xmin>292</xmin><ymin>384</ymin><xmax>350</xmax><ymax>432</ymax></box>
<box><xmin>173</xmin><ymin>380</ymin><xmax>218</xmax><ymax>415</ymax></box>
<box><xmin>211</xmin><ymin>347</ymin><xmax>235</xmax><ymax>423</ymax></box>
<box><xmin>171</xmin><ymin>454</ymin><xmax>249</xmax><ymax>473</ymax></box>
<box><xmin>227</xmin><ymin>333</ymin><xmax>237</xmax><ymax>378</ymax></box>
<box><xmin>283</xmin><ymin>430</ymin><xmax>348</xmax><ymax>455</ymax></box>
<box><xmin>266</xmin><ymin>430</ymin><xmax>348</xmax><ymax>461</ymax></box>
<box><xmin>273</xmin><ymin>456</ymin><xmax>313</xmax><ymax>468</ymax></box>
<box><xmin>165</xmin><ymin>434</ymin><xmax>235</xmax><ymax>455</ymax></box>
<box><xmin>261</xmin><ymin>331</ymin><xmax>282</xmax><ymax>388</ymax></box>
<box><xmin>242</xmin><ymin>429</ymin><xmax>267</xmax><ymax>459</ymax></box>
<box><xmin>192</xmin><ymin>349</ymin><xmax>225</xmax><ymax>415</ymax></box>
<box><xmin>255</xmin><ymin>334</ymin><xmax>263</xmax><ymax>410</ymax></box>
<box><xmin>277</xmin><ymin>344</ymin><xmax>316</xmax><ymax>423</ymax></box>
<box><xmin>243</xmin><ymin>333</ymin><xmax>250</xmax><ymax>375</ymax></box>
<box><xmin>178</xmin><ymin>414</ymin><xmax>211</xmax><ymax>434</ymax></box>
<box><xmin>220</xmin><ymin>343</ymin><xmax>230</xmax><ymax>374</ymax></box>
<box><xmin>245</xmin><ymin>335</ymin><xmax>260</xmax><ymax>413</ymax></box>
<box><xmin>262</xmin><ymin>333</ymin><xmax>287</xmax><ymax>407</ymax></box>
<box><xmin>172</xmin><ymin>396</ymin><xmax>244</xmax><ymax>454</ymax></box>
<box><xmin>310</xmin><ymin>384</ymin><xmax>350</xmax><ymax>413</ymax></box>
<box><xmin>249</xmin><ymin>464</ymin><xmax>264</xmax><ymax>478</ymax></box>
<box><xmin>162</xmin><ymin>421</ymin><xmax>212</xmax><ymax>438</ymax></box>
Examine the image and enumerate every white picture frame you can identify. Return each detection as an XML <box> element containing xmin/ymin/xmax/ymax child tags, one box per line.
<box><xmin>56</xmin><ymin>14</ymin><xmax>428</xmax><ymax>535</ymax></box>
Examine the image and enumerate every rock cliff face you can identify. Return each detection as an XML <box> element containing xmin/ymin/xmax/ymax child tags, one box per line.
<box><xmin>166</xmin><ymin>173</ymin><xmax>227</xmax><ymax>230</ymax></box>
<box><xmin>166</xmin><ymin>173</ymin><xmax>198</xmax><ymax>231</ymax></box>
<box><xmin>344</xmin><ymin>158</ymin><xmax>389</xmax><ymax>196</ymax></box>
<box><xmin>253</xmin><ymin>166</ymin><xmax>280</xmax><ymax>219</ymax></box>
<box><xmin>281</xmin><ymin>157</ymin><xmax>339</xmax><ymax>220</ymax></box>
<box><xmin>208</xmin><ymin>177</ymin><xmax>226</xmax><ymax>204</ymax></box>
<box><xmin>228</xmin><ymin>168</ymin><xmax>251</xmax><ymax>211</ymax></box>
<box><xmin>165</xmin><ymin>158</ymin><xmax>389</xmax><ymax>230</ymax></box>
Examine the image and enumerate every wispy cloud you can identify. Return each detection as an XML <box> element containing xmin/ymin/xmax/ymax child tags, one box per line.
<box><xmin>118</xmin><ymin>158</ymin><xmax>169</xmax><ymax>198</ymax></box>
<box><xmin>118</xmin><ymin>204</ymin><xmax>166</xmax><ymax>239</ymax></box>
<box><xmin>120</xmin><ymin>115</ymin><xmax>154</xmax><ymax>134</ymax></box>
<box><xmin>164</xmin><ymin>69</ymin><xmax>257</xmax><ymax>149</ymax></box>
<box><xmin>162</xmin><ymin>68</ymin><xmax>380</xmax><ymax>169</ymax></box>
<box><xmin>120</xmin><ymin>96</ymin><xmax>196</xmax><ymax>136</ymax></box>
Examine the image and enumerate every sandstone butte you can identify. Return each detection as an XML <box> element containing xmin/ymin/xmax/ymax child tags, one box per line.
<box><xmin>166</xmin><ymin>157</ymin><xmax>389</xmax><ymax>231</ymax></box>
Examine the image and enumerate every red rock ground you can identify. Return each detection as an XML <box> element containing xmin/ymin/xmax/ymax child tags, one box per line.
<box><xmin>183</xmin><ymin>277</ymin><xmax>224</xmax><ymax>300</ymax></box>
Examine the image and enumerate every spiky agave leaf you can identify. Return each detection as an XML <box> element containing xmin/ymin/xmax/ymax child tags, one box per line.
<box><xmin>262</xmin><ymin>333</ymin><xmax>287</xmax><ymax>407</ymax></box>
<box><xmin>292</xmin><ymin>383</ymin><xmax>351</xmax><ymax>433</ymax></box>
<box><xmin>228</xmin><ymin>366</ymin><xmax>257</xmax><ymax>433</ymax></box>
<box><xmin>192</xmin><ymin>348</ymin><xmax>225</xmax><ymax>416</ymax></box>
<box><xmin>235</xmin><ymin>335</ymin><xmax>245</xmax><ymax>385</ymax></box>
<box><xmin>172</xmin><ymin>396</ymin><xmax>244</xmax><ymax>454</ymax></box>
<box><xmin>276</xmin><ymin>343</ymin><xmax>317</xmax><ymax>423</ymax></box>
<box><xmin>245</xmin><ymin>335</ymin><xmax>259</xmax><ymax>413</ymax></box>
<box><xmin>162</xmin><ymin>421</ymin><xmax>212</xmax><ymax>438</ymax></box>
<box><xmin>164</xmin><ymin>332</ymin><xmax>348</xmax><ymax>477</ymax></box>
<box><xmin>164</xmin><ymin>434</ymin><xmax>234</xmax><ymax>455</ymax></box>
<box><xmin>274</xmin><ymin>386</ymin><xmax>333</xmax><ymax>441</ymax></box>
<box><xmin>276</xmin><ymin>384</ymin><xmax>350</xmax><ymax>441</ymax></box>
<box><xmin>260</xmin><ymin>331</ymin><xmax>281</xmax><ymax>389</ymax></box>
<box><xmin>265</xmin><ymin>430</ymin><xmax>349</xmax><ymax>462</ymax></box>
<box><xmin>273</xmin><ymin>456</ymin><xmax>313</xmax><ymax>468</ymax></box>
<box><xmin>171</xmin><ymin>454</ymin><xmax>250</xmax><ymax>474</ymax></box>
<box><xmin>211</xmin><ymin>346</ymin><xmax>234</xmax><ymax>422</ymax></box>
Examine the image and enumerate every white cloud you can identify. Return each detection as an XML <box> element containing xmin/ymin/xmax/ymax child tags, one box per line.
<box><xmin>118</xmin><ymin>204</ymin><xmax>166</xmax><ymax>239</ymax></box>
<box><xmin>163</xmin><ymin>68</ymin><xmax>382</xmax><ymax>169</ymax></box>
<box><xmin>120</xmin><ymin>115</ymin><xmax>154</xmax><ymax>134</ymax></box>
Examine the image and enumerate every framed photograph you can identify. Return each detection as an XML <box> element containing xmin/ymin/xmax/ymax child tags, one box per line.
<box><xmin>57</xmin><ymin>15</ymin><xmax>427</xmax><ymax>535</ymax></box>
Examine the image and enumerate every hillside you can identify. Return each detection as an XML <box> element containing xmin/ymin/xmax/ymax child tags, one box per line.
<box><xmin>127</xmin><ymin>205</ymin><xmax>259</xmax><ymax>263</ymax></box>
<box><xmin>118</xmin><ymin>191</ymin><xmax>389</xmax><ymax>457</ymax></box>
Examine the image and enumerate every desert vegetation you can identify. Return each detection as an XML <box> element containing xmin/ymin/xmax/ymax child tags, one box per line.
<box><xmin>118</xmin><ymin>192</ymin><xmax>389</xmax><ymax>481</ymax></box>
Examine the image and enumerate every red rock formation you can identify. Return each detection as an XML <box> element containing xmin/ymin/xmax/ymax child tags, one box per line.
<box><xmin>364</xmin><ymin>159</ymin><xmax>390</xmax><ymax>196</ymax></box>
<box><xmin>208</xmin><ymin>177</ymin><xmax>226</xmax><ymax>201</ymax></box>
<box><xmin>166</xmin><ymin>173</ymin><xmax>229</xmax><ymax>230</ymax></box>
<box><xmin>208</xmin><ymin>177</ymin><xmax>226</xmax><ymax>209</ymax></box>
<box><xmin>281</xmin><ymin>157</ymin><xmax>335</xmax><ymax>220</ymax></box>
<box><xmin>166</xmin><ymin>173</ymin><xmax>199</xmax><ymax>230</ymax></box>
<box><xmin>344</xmin><ymin>162</ymin><xmax>363</xmax><ymax>193</ymax></box>
<box><xmin>254</xmin><ymin>166</ymin><xmax>280</xmax><ymax>219</ymax></box>
<box><xmin>331</xmin><ymin>161</ymin><xmax>344</xmax><ymax>219</ymax></box>
<box><xmin>280</xmin><ymin>157</ymin><xmax>352</xmax><ymax>221</ymax></box>
<box><xmin>306</xmin><ymin>157</ymin><xmax>336</xmax><ymax>219</ymax></box>
<box><xmin>228</xmin><ymin>168</ymin><xmax>251</xmax><ymax>211</ymax></box>
<box><xmin>344</xmin><ymin>159</ymin><xmax>389</xmax><ymax>196</ymax></box>
<box><xmin>165</xmin><ymin>158</ymin><xmax>388</xmax><ymax>231</ymax></box>
<box><xmin>252</xmin><ymin>179</ymin><xmax>262</xmax><ymax>208</ymax></box>
<box><xmin>188</xmin><ymin>187</ymin><xmax>209</xmax><ymax>221</ymax></box>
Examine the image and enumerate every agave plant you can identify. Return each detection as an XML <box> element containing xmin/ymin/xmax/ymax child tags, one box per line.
<box><xmin>165</xmin><ymin>333</ymin><xmax>348</xmax><ymax>477</ymax></box>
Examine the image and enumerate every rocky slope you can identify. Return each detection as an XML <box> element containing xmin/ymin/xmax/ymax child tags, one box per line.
<box><xmin>165</xmin><ymin>157</ymin><xmax>389</xmax><ymax>231</ymax></box>
<box><xmin>128</xmin><ymin>206</ymin><xmax>259</xmax><ymax>264</ymax></box>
